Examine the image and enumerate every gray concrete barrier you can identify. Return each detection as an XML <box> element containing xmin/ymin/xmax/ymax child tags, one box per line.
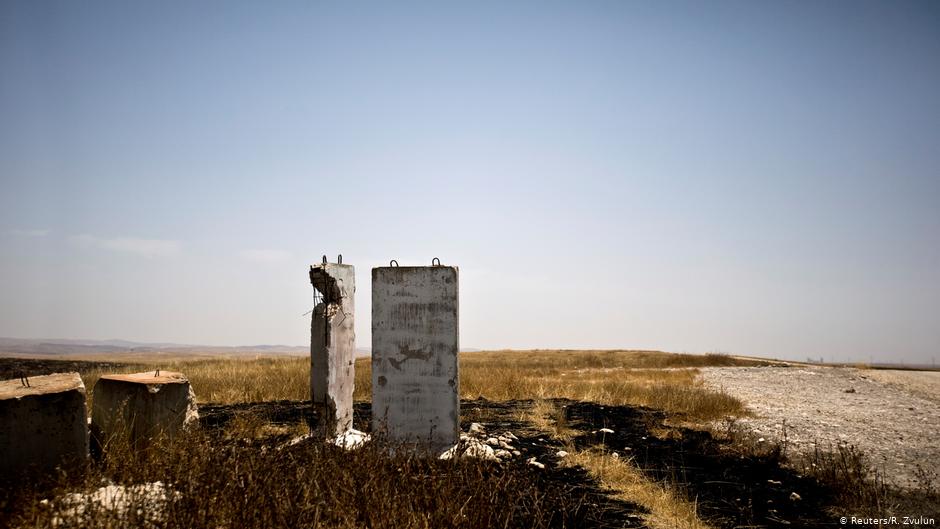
<box><xmin>91</xmin><ymin>371</ymin><xmax>198</xmax><ymax>450</ymax></box>
<box><xmin>310</xmin><ymin>257</ymin><xmax>356</xmax><ymax>435</ymax></box>
<box><xmin>1</xmin><ymin>372</ymin><xmax>88</xmax><ymax>477</ymax></box>
<box><xmin>372</xmin><ymin>262</ymin><xmax>459</xmax><ymax>451</ymax></box>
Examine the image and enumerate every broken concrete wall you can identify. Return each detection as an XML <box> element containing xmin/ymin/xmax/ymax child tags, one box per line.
<box><xmin>91</xmin><ymin>371</ymin><xmax>198</xmax><ymax>450</ymax></box>
<box><xmin>372</xmin><ymin>264</ymin><xmax>459</xmax><ymax>451</ymax></box>
<box><xmin>310</xmin><ymin>260</ymin><xmax>355</xmax><ymax>435</ymax></box>
<box><xmin>0</xmin><ymin>372</ymin><xmax>88</xmax><ymax>477</ymax></box>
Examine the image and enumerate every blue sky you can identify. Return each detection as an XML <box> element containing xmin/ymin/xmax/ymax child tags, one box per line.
<box><xmin>1</xmin><ymin>1</ymin><xmax>938</xmax><ymax>362</ymax></box>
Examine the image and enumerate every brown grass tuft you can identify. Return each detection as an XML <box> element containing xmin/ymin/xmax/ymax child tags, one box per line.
<box><xmin>565</xmin><ymin>449</ymin><xmax>714</xmax><ymax>529</ymax></box>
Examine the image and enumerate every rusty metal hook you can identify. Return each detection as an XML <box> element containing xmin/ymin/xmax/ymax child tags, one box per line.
<box><xmin>390</xmin><ymin>260</ymin><xmax>399</xmax><ymax>267</ymax></box>
<box><xmin>432</xmin><ymin>257</ymin><xmax>441</xmax><ymax>266</ymax></box>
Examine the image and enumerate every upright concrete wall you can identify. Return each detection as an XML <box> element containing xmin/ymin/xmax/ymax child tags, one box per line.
<box><xmin>0</xmin><ymin>372</ymin><xmax>88</xmax><ymax>477</ymax></box>
<box><xmin>372</xmin><ymin>265</ymin><xmax>459</xmax><ymax>450</ymax></box>
<box><xmin>310</xmin><ymin>262</ymin><xmax>355</xmax><ymax>435</ymax></box>
<box><xmin>91</xmin><ymin>371</ymin><xmax>198</xmax><ymax>450</ymax></box>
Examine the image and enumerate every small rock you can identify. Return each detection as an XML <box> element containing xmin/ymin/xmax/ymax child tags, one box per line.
<box><xmin>757</xmin><ymin>438</ymin><xmax>766</xmax><ymax>443</ymax></box>
<box><xmin>51</xmin><ymin>482</ymin><xmax>179</xmax><ymax>525</ymax></box>
<box><xmin>790</xmin><ymin>492</ymin><xmax>802</xmax><ymax>501</ymax></box>
<box><xmin>611</xmin><ymin>452</ymin><xmax>620</xmax><ymax>458</ymax></box>
<box><xmin>767</xmin><ymin>479</ymin><xmax>782</xmax><ymax>485</ymax></box>
<box><xmin>526</xmin><ymin>457</ymin><xmax>545</xmax><ymax>469</ymax></box>
<box><xmin>498</xmin><ymin>440</ymin><xmax>513</xmax><ymax>450</ymax></box>
<box><xmin>556</xmin><ymin>450</ymin><xmax>569</xmax><ymax>458</ymax></box>
<box><xmin>505</xmin><ymin>432</ymin><xmax>518</xmax><ymax>441</ymax></box>
<box><xmin>332</xmin><ymin>429</ymin><xmax>370</xmax><ymax>450</ymax></box>
<box><xmin>440</xmin><ymin>438</ymin><xmax>497</xmax><ymax>461</ymax></box>
<box><xmin>599</xmin><ymin>428</ymin><xmax>614</xmax><ymax>434</ymax></box>
<box><xmin>494</xmin><ymin>449</ymin><xmax>512</xmax><ymax>459</ymax></box>
<box><xmin>844</xmin><ymin>388</ymin><xmax>856</xmax><ymax>393</ymax></box>
<box><xmin>485</xmin><ymin>437</ymin><xmax>500</xmax><ymax>446</ymax></box>
<box><xmin>512</xmin><ymin>450</ymin><xmax>521</xmax><ymax>456</ymax></box>
<box><xmin>468</xmin><ymin>423</ymin><xmax>486</xmax><ymax>434</ymax></box>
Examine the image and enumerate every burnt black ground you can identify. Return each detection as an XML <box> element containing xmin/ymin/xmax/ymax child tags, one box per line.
<box><xmin>561</xmin><ymin>400</ymin><xmax>839</xmax><ymax>528</ymax></box>
<box><xmin>199</xmin><ymin>398</ymin><xmax>842</xmax><ymax>528</ymax></box>
<box><xmin>199</xmin><ymin>399</ymin><xmax>646</xmax><ymax>529</ymax></box>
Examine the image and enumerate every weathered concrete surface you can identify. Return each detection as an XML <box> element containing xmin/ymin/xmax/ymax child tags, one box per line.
<box><xmin>372</xmin><ymin>265</ymin><xmax>459</xmax><ymax>450</ymax></box>
<box><xmin>310</xmin><ymin>261</ymin><xmax>355</xmax><ymax>435</ymax></box>
<box><xmin>91</xmin><ymin>371</ymin><xmax>198</xmax><ymax>450</ymax></box>
<box><xmin>0</xmin><ymin>372</ymin><xmax>88</xmax><ymax>477</ymax></box>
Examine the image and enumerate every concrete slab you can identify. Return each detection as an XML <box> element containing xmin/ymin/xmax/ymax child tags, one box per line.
<box><xmin>91</xmin><ymin>371</ymin><xmax>198</xmax><ymax>450</ymax></box>
<box><xmin>0</xmin><ymin>372</ymin><xmax>88</xmax><ymax>477</ymax></box>
<box><xmin>310</xmin><ymin>260</ymin><xmax>356</xmax><ymax>435</ymax></box>
<box><xmin>372</xmin><ymin>264</ymin><xmax>459</xmax><ymax>450</ymax></box>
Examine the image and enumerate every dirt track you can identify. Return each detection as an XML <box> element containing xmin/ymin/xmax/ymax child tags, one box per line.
<box><xmin>700</xmin><ymin>366</ymin><xmax>940</xmax><ymax>491</ymax></box>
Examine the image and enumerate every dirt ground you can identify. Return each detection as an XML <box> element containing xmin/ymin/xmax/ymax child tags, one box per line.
<box><xmin>699</xmin><ymin>366</ymin><xmax>940</xmax><ymax>491</ymax></box>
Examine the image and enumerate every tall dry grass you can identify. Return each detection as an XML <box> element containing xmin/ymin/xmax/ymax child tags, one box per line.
<box><xmin>458</xmin><ymin>350</ymin><xmax>751</xmax><ymax>422</ymax></box>
<box><xmin>79</xmin><ymin>357</ymin><xmax>312</xmax><ymax>409</ymax></box>
<box><xmin>3</xmin><ymin>425</ymin><xmax>595</xmax><ymax>529</ymax></box>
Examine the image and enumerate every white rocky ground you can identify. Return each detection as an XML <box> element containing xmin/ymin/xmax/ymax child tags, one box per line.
<box><xmin>43</xmin><ymin>481</ymin><xmax>178</xmax><ymax>527</ymax></box>
<box><xmin>439</xmin><ymin>423</ymin><xmax>528</xmax><ymax>463</ymax></box>
<box><xmin>699</xmin><ymin>366</ymin><xmax>940</xmax><ymax>490</ymax></box>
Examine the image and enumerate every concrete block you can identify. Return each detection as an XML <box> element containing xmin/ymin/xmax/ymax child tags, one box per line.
<box><xmin>91</xmin><ymin>371</ymin><xmax>198</xmax><ymax>449</ymax></box>
<box><xmin>372</xmin><ymin>264</ymin><xmax>459</xmax><ymax>450</ymax></box>
<box><xmin>0</xmin><ymin>372</ymin><xmax>88</xmax><ymax>477</ymax></box>
<box><xmin>310</xmin><ymin>259</ymin><xmax>356</xmax><ymax>435</ymax></box>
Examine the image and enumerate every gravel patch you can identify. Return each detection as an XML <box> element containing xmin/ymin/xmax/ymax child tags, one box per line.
<box><xmin>700</xmin><ymin>366</ymin><xmax>940</xmax><ymax>490</ymax></box>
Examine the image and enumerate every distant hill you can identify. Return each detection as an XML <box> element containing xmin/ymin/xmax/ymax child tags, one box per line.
<box><xmin>0</xmin><ymin>337</ymin><xmax>308</xmax><ymax>358</ymax></box>
<box><xmin>0</xmin><ymin>337</ymin><xmax>479</xmax><ymax>359</ymax></box>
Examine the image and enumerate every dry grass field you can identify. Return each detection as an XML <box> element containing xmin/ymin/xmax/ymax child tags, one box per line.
<box><xmin>2</xmin><ymin>350</ymin><xmax>935</xmax><ymax>528</ymax></box>
<box><xmin>72</xmin><ymin>350</ymin><xmax>762</xmax><ymax>421</ymax></box>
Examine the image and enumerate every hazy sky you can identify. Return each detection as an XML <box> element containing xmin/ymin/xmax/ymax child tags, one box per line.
<box><xmin>2</xmin><ymin>1</ymin><xmax>938</xmax><ymax>363</ymax></box>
